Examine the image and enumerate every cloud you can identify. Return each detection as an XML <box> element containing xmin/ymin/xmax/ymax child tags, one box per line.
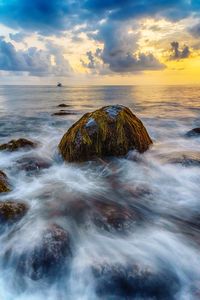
<box><xmin>83</xmin><ymin>21</ymin><xmax>165</xmax><ymax>74</ymax></box>
<box><xmin>0</xmin><ymin>0</ymin><xmax>72</xmax><ymax>35</ymax></box>
<box><xmin>9</xmin><ymin>32</ymin><xmax>28</xmax><ymax>43</ymax></box>
<box><xmin>170</xmin><ymin>41</ymin><xmax>190</xmax><ymax>60</ymax></box>
<box><xmin>189</xmin><ymin>23</ymin><xmax>200</xmax><ymax>38</ymax></box>
<box><xmin>0</xmin><ymin>0</ymin><xmax>199</xmax><ymax>36</ymax></box>
<box><xmin>0</xmin><ymin>37</ymin><xmax>72</xmax><ymax>76</ymax></box>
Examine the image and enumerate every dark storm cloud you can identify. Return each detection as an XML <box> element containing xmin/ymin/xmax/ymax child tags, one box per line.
<box><xmin>0</xmin><ymin>0</ymin><xmax>73</xmax><ymax>35</ymax></box>
<box><xmin>170</xmin><ymin>42</ymin><xmax>190</xmax><ymax>60</ymax></box>
<box><xmin>0</xmin><ymin>0</ymin><xmax>199</xmax><ymax>34</ymax></box>
<box><xmin>0</xmin><ymin>37</ymin><xmax>72</xmax><ymax>76</ymax></box>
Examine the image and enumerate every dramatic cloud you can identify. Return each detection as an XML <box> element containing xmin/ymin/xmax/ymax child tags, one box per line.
<box><xmin>0</xmin><ymin>37</ymin><xmax>72</xmax><ymax>76</ymax></box>
<box><xmin>0</xmin><ymin>0</ymin><xmax>199</xmax><ymax>78</ymax></box>
<box><xmin>0</xmin><ymin>0</ymin><xmax>200</xmax><ymax>35</ymax></box>
<box><xmin>170</xmin><ymin>41</ymin><xmax>190</xmax><ymax>60</ymax></box>
<box><xmin>83</xmin><ymin>21</ymin><xmax>165</xmax><ymax>74</ymax></box>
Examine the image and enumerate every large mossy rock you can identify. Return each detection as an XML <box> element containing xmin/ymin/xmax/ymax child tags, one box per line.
<box><xmin>59</xmin><ymin>105</ymin><xmax>152</xmax><ymax>162</ymax></box>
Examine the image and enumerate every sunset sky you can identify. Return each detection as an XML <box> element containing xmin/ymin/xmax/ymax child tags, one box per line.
<box><xmin>0</xmin><ymin>0</ymin><xmax>200</xmax><ymax>85</ymax></box>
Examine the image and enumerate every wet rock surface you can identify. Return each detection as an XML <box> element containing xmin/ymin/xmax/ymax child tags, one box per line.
<box><xmin>16</xmin><ymin>156</ymin><xmax>52</xmax><ymax>173</ymax></box>
<box><xmin>59</xmin><ymin>105</ymin><xmax>153</xmax><ymax>162</ymax></box>
<box><xmin>0</xmin><ymin>170</ymin><xmax>11</xmax><ymax>193</ymax></box>
<box><xmin>16</xmin><ymin>224</ymin><xmax>72</xmax><ymax>280</ymax></box>
<box><xmin>92</xmin><ymin>263</ymin><xmax>180</xmax><ymax>299</ymax></box>
<box><xmin>158</xmin><ymin>151</ymin><xmax>200</xmax><ymax>166</ymax></box>
<box><xmin>63</xmin><ymin>197</ymin><xmax>142</xmax><ymax>232</ymax></box>
<box><xmin>0</xmin><ymin>138</ymin><xmax>37</xmax><ymax>152</ymax></box>
<box><xmin>0</xmin><ymin>201</ymin><xmax>28</xmax><ymax>223</ymax></box>
<box><xmin>186</xmin><ymin>127</ymin><xmax>200</xmax><ymax>137</ymax></box>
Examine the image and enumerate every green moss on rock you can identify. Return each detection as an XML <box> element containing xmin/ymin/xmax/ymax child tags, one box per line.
<box><xmin>59</xmin><ymin>105</ymin><xmax>153</xmax><ymax>162</ymax></box>
<box><xmin>0</xmin><ymin>138</ymin><xmax>37</xmax><ymax>152</ymax></box>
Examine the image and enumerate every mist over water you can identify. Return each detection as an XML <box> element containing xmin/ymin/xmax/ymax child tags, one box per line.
<box><xmin>0</xmin><ymin>85</ymin><xmax>200</xmax><ymax>299</ymax></box>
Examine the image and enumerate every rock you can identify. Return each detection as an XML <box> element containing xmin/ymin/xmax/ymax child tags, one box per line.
<box><xmin>59</xmin><ymin>105</ymin><xmax>152</xmax><ymax>162</ymax></box>
<box><xmin>65</xmin><ymin>198</ymin><xmax>141</xmax><ymax>232</ymax></box>
<box><xmin>0</xmin><ymin>201</ymin><xmax>28</xmax><ymax>223</ymax></box>
<box><xmin>0</xmin><ymin>138</ymin><xmax>37</xmax><ymax>152</ymax></box>
<box><xmin>92</xmin><ymin>263</ymin><xmax>180</xmax><ymax>299</ymax></box>
<box><xmin>16</xmin><ymin>156</ymin><xmax>52</xmax><ymax>173</ymax></box>
<box><xmin>0</xmin><ymin>171</ymin><xmax>10</xmax><ymax>193</ymax></box>
<box><xmin>92</xmin><ymin>200</ymin><xmax>141</xmax><ymax>231</ymax></box>
<box><xmin>186</xmin><ymin>128</ymin><xmax>200</xmax><ymax>137</ymax></box>
<box><xmin>17</xmin><ymin>224</ymin><xmax>72</xmax><ymax>280</ymax></box>
<box><xmin>52</xmin><ymin>110</ymin><xmax>76</xmax><ymax>116</ymax></box>
<box><xmin>159</xmin><ymin>151</ymin><xmax>200</xmax><ymax>166</ymax></box>
<box><xmin>57</xmin><ymin>103</ymin><xmax>71</xmax><ymax>108</ymax></box>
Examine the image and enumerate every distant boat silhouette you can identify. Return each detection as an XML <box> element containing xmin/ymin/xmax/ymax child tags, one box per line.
<box><xmin>57</xmin><ymin>82</ymin><xmax>62</xmax><ymax>87</ymax></box>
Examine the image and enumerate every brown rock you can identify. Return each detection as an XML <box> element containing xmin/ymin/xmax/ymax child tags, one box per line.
<box><xmin>59</xmin><ymin>105</ymin><xmax>153</xmax><ymax>162</ymax></box>
<box><xmin>16</xmin><ymin>156</ymin><xmax>52</xmax><ymax>173</ymax></box>
<box><xmin>0</xmin><ymin>171</ymin><xmax>10</xmax><ymax>193</ymax></box>
<box><xmin>0</xmin><ymin>138</ymin><xmax>37</xmax><ymax>152</ymax></box>
<box><xmin>0</xmin><ymin>201</ymin><xmax>28</xmax><ymax>223</ymax></box>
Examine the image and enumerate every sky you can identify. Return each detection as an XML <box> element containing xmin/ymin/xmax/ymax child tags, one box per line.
<box><xmin>0</xmin><ymin>0</ymin><xmax>200</xmax><ymax>85</ymax></box>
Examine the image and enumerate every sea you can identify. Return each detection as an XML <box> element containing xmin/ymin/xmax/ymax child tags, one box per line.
<box><xmin>0</xmin><ymin>85</ymin><xmax>200</xmax><ymax>300</ymax></box>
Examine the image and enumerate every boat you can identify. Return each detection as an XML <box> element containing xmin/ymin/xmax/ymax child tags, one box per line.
<box><xmin>57</xmin><ymin>82</ymin><xmax>62</xmax><ymax>87</ymax></box>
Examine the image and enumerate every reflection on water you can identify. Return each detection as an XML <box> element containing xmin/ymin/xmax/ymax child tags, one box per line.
<box><xmin>0</xmin><ymin>85</ymin><xmax>199</xmax><ymax>299</ymax></box>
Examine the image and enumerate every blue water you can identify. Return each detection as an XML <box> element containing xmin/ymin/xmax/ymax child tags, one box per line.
<box><xmin>0</xmin><ymin>85</ymin><xmax>199</xmax><ymax>299</ymax></box>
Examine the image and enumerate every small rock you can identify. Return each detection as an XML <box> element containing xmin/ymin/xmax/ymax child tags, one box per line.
<box><xmin>65</xmin><ymin>198</ymin><xmax>141</xmax><ymax>232</ymax></box>
<box><xmin>0</xmin><ymin>171</ymin><xmax>10</xmax><ymax>193</ymax></box>
<box><xmin>0</xmin><ymin>201</ymin><xmax>28</xmax><ymax>223</ymax></box>
<box><xmin>186</xmin><ymin>128</ymin><xmax>200</xmax><ymax>137</ymax></box>
<box><xmin>59</xmin><ymin>105</ymin><xmax>152</xmax><ymax>162</ymax></box>
<box><xmin>52</xmin><ymin>111</ymin><xmax>76</xmax><ymax>116</ymax></box>
<box><xmin>92</xmin><ymin>263</ymin><xmax>180</xmax><ymax>299</ymax></box>
<box><xmin>16</xmin><ymin>156</ymin><xmax>52</xmax><ymax>173</ymax></box>
<box><xmin>57</xmin><ymin>104</ymin><xmax>71</xmax><ymax>108</ymax></box>
<box><xmin>0</xmin><ymin>138</ymin><xmax>37</xmax><ymax>152</ymax></box>
<box><xmin>17</xmin><ymin>224</ymin><xmax>72</xmax><ymax>280</ymax></box>
<box><xmin>159</xmin><ymin>151</ymin><xmax>200</xmax><ymax>166</ymax></box>
<box><xmin>92</xmin><ymin>200</ymin><xmax>141</xmax><ymax>231</ymax></box>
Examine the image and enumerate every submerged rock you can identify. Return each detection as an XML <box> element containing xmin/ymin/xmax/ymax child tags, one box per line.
<box><xmin>92</xmin><ymin>200</ymin><xmax>141</xmax><ymax>231</ymax></box>
<box><xmin>65</xmin><ymin>198</ymin><xmax>141</xmax><ymax>232</ymax></box>
<box><xmin>0</xmin><ymin>201</ymin><xmax>28</xmax><ymax>223</ymax></box>
<box><xmin>59</xmin><ymin>105</ymin><xmax>152</xmax><ymax>162</ymax></box>
<box><xmin>159</xmin><ymin>151</ymin><xmax>200</xmax><ymax>166</ymax></box>
<box><xmin>186</xmin><ymin>128</ymin><xmax>200</xmax><ymax>137</ymax></box>
<box><xmin>93</xmin><ymin>263</ymin><xmax>180</xmax><ymax>299</ymax></box>
<box><xmin>0</xmin><ymin>171</ymin><xmax>11</xmax><ymax>193</ymax></box>
<box><xmin>17</xmin><ymin>224</ymin><xmax>71</xmax><ymax>280</ymax></box>
<box><xmin>16</xmin><ymin>156</ymin><xmax>52</xmax><ymax>173</ymax></box>
<box><xmin>0</xmin><ymin>138</ymin><xmax>37</xmax><ymax>152</ymax></box>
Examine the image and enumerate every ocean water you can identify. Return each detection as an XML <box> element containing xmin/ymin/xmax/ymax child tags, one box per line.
<box><xmin>0</xmin><ymin>85</ymin><xmax>200</xmax><ymax>299</ymax></box>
